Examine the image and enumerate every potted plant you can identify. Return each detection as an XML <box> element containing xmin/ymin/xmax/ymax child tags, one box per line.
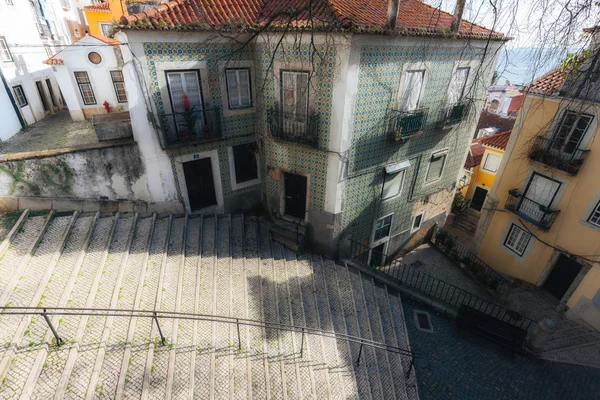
<box><xmin>459</xmin><ymin>256</ymin><xmax>471</xmax><ymax>269</ymax></box>
<box><xmin>181</xmin><ymin>94</ymin><xmax>199</xmax><ymax>141</ymax></box>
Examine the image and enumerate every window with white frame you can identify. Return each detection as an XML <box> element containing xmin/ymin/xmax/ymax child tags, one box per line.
<box><xmin>399</xmin><ymin>70</ymin><xmax>425</xmax><ymax>111</ymax></box>
<box><xmin>412</xmin><ymin>212</ymin><xmax>424</xmax><ymax>232</ymax></box>
<box><xmin>382</xmin><ymin>169</ymin><xmax>405</xmax><ymax>200</ymax></box>
<box><xmin>587</xmin><ymin>201</ymin><xmax>600</xmax><ymax>228</ymax></box>
<box><xmin>225</xmin><ymin>68</ymin><xmax>252</xmax><ymax>109</ymax></box>
<box><xmin>447</xmin><ymin>67</ymin><xmax>469</xmax><ymax>105</ymax></box>
<box><xmin>74</xmin><ymin>71</ymin><xmax>96</xmax><ymax>105</ymax></box>
<box><xmin>110</xmin><ymin>71</ymin><xmax>127</xmax><ymax>103</ymax></box>
<box><xmin>425</xmin><ymin>152</ymin><xmax>447</xmax><ymax>183</ymax></box>
<box><xmin>0</xmin><ymin>37</ymin><xmax>12</xmax><ymax>62</ymax></box>
<box><xmin>12</xmin><ymin>85</ymin><xmax>27</xmax><ymax>107</ymax></box>
<box><xmin>482</xmin><ymin>152</ymin><xmax>501</xmax><ymax>173</ymax></box>
<box><xmin>230</xmin><ymin>142</ymin><xmax>259</xmax><ymax>187</ymax></box>
<box><xmin>504</xmin><ymin>224</ymin><xmax>532</xmax><ymax>256</ymax></box>
<box><xmin>99</xmin><ymin>23</ymin><xmax>111</xmax><ymax>37</ymax></box>
<box><xmin>552</xmin><ymin>111</ymin><xmax>593</xmax><ymax>155</ymax></box>
<box><xmin>373</xmin><ymin>214</ymin><xmax>393</xmax><ymax>242</ymax></box>
<box><xmin>166</xmin><ymin>70</ymin><xmax>203</xmax><ymax>112</ymax></box>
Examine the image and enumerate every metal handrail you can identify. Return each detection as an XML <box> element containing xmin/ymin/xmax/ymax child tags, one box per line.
<box><xmin>528</xmin><ymin>136</ymin><xmax>590</xmax><ymax>176</ymax></box>
<box><xmin>0</xmin><ymin>305</ymin><xmax>417</xmax><ymax>372</ymax></box>
<box><xmin>347</xmin><ymin>238</ymin><xmax>535</xmax><ymax>331</ymax></box>
<box><xmin>451</xmin><ymin>199</ymin><xmax>471</xmax><ymax>227</ymax></box>
<box><xmin>388</xmin><ymin>108</ymin><xmax>428</xmax><ymax>141</ymax></box>
<box><xmin>505</xmin><ymin>190</ymin><xmax>560</xmax><ymax>231</ymax></box>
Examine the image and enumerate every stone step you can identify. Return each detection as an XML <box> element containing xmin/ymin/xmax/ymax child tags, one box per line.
<box><xmin>271</xmin><ymin>234</ymin><xmax>303</xmax><ymax>254</ymax></box>
<box><xmin>544</xmin><ymin>332</ymin><xmax>600</xmax><ymax>352</ymax></box>
<box><xmin>0</xmin><ymin>209</ymin><xmax>29</xmax><ymax>258</ymax></box>
<box><xmin>273</xmin><ymin>218</ymin><xmax>308</xmax><ymax>236</ymax></box>
<box><xmin>270</xmin><ymin>222</ymin><xmax>306</xmax><ymax>242</ymax></box>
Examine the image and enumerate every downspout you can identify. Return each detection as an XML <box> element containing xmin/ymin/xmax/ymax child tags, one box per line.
<box><xmin>0</xmin><ymin>67</ymin><xmax>26</xmax><ymax>129</ymax></box>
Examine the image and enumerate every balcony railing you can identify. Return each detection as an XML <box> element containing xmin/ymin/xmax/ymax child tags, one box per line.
<box><xmin>159</xmin><ymin>107</ymin><xmax>221</xmax><ymax>148</ymax></box>
<box><xmin>528</xmin><ymin>136</ymin><xmax>590</xmax><ymax>176</ymax></box>
<box><xmin>268</xmin><ymin>107</ymin><xmax>319</xmax><ymax>147</ymax></box>
<box><xmin>387</xmin><ymin>108</ymin><xmax>428</xmax><ymax>141</ymax></box>
<box><xmin>505</xmin><ymin>189</ymin><xmax>560</xmax><ymax>231</ymax></box>
<box><xmin>442</xmin><ymin>101</ymin><xmax>471</xmax><ymax>127</ymax></box>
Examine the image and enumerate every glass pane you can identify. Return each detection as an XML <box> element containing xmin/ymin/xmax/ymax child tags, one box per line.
<box><xmin>400</xmin><ymin>70</ymin><xmax>424</xmax><ymax>111</ymax></box>
<box><xmin>525</xmin><ymin>174</ymin><xmax>560</xmax><ymax>207</ymax></box>
<box><xmin>483</xmin><ymin>153</ymin><xmax>500</xmax><ymax>172</ymax></box>
<box><xmin>426</xmin><ymin>155</ymin><xmax>445</xmax><ymax>181</ymax></box>
<box><xmin>382</xmin><ymin>171</ymin><xmax>403</xmax><ymax>199</ymax></box>
<box><xmin>448</xmin><ymin>67</ymin><xmax>469</xmax><ymax>104</ymax></box>
<box><xmin>183</xmin><ymin>72</ymin><xmax>202</xmax><ymax>108</ymax></box>
<box><xmin>296</xmin><ymin>72</ymin><xmax>309</xmax><ymax>116</ymax></box>
<box><xmin>227</xmin><ymin>70</ymin><xmax>239</xmax><ymax>108</ymax></box>
<box><xmin>238</xmin><ymin>70</ymin><xmax>251</xmax><ymax>107</ymax></box>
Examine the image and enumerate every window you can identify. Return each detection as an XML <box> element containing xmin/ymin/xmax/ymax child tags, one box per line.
<box><xmin>45</xmin><ymin>78</ymin><xmax>56</xmax><ymax>107</ymax></box>
<box><xmin>74</xmin><ymin>71</ymin><xmax>96</xmax><ymax>105</ymax></box>
<box><xmin>281</xmin><ymin>70</ymin><xmax>309</xmax><ymax>115</ymax></box>
<box><xmin>447</xmin><ymin>67</ymin><xmax>469</xmax><ymax>104</ymax></box>
<box><xmin>412</xmin><ymin>212</ymin><xmax>424</xmax><ymax>232</ymax></box>
<box><xmin>587</xmin><ymin>201</ymin><xmax>600</xmax><ymax>228</ymax></box>
<box><xmin>382</xmin><ymin>169</ymin><xmax>405</xmax><ymax>200</ymax></box>
<box><xmin>88</xmin><ymin>52</ymin><xmax>101</xmax><ymax>64</ymax></box>
<box><xmin>166</xmin><ymin>70</ymin><xmax>203</xmax><ymax>112</ymax></box>
<box><xmin>552</xmin><ymin>111</ymin><xmax>593</xmax><ymax>155</ymax></box>
<box><xmin>0</xmin><ymin>37</ymin><xmax>12</xmax><ymax>62</ymax></box>
<box><xmin>504</xmin><ymin>224</ymin><xmax>532</xmax><ymax>256</ymax></box>
<box><xmin>225</xmin><ymin>69</ymin><xmax>252</xmax><ymax>109</ymax></box>
<box><xmin>44</xmin><ymin>45</ymin><xmax>53</xmax><ymax>58</ymax></box>
<box><xmin>374</xmin><ymin>214</ymin><xmax>393</xmax><ymax>242</ymax></box>
<box><xmin>5</xmin><ymin>0</ymin><xmax>14</xmax><ymax>5</ymax></box>
<box><xmin>482</xmin><ymin>152</ymin><xmax>501</xmax><ymax>173</ymax></box>
<box><xmin>399</xmin><ymin>70</ymin><xmax>425</xmax><ymax>111</ymax></box>
<box><xmin>99</xmin><ymin>22</ymin><xmax>111</xmax><ymax>37</ymax></box>
<box><xmin>110</xmin><ymin>71</ymin><xmax>127</xmax><ymax>103</ymax></box>
<box><xmin>425</xmin><ymin>152</ymin><xmax>447</xmax><ymax>183</ymax></box>
<box><xmin>12</xmin><ymin>85</ymin><xmax>27</xmax><ymax>107</ymax></box>
<box><xmin>59</xmin><ymin>0</ymin><xmax>70</xmax><ymax>9</ymax></box>
<box><xmin>230</xmin><ymin>142</ymin><xmax>260</xmax><ymax>189</ymax></box>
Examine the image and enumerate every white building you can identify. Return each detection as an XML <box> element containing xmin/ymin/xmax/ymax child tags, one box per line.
<box><xmin>0</xmin><ymin>0</ymin><xmax>91</xmax><ymax>140</ymax></box>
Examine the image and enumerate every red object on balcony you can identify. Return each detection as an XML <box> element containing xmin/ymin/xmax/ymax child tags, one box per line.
<box><xmin>103</xmin><ymin>101</ymin><xmax>111</xmax><ymax>113</ymax></box>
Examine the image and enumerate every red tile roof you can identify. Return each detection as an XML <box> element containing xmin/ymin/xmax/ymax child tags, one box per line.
<box><xmin>524</xmin><ymin>68</ymin><xmax>565</xmax><ymax>96</ymax></box>
<box><xmin>118</xmin><ymin>0</ymin><xmax>504</xmax><ymax>39</ymax></box>
<box><xmin>480</xmin><ymin>129</ymin><xmax>511</xmax><ymax>150</ymax></box>
<box><xmin>464</xmin><ymin>137</ymin><xmax>485</xmax><ymax>169</ymax></box>
<box><xmin>507</xmin><ymin>94</ymin><xmax>524</xmax><ymax>112</ymax></box>
<box><xmin>83</xmin><ymin>1</ymin><xmax>110</xmax><ymax>12</ymax></box>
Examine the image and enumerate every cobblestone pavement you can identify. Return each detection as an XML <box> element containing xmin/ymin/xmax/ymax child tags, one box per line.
<box><xmin>0</xmin><ymin>211</ymin><xmax>418</xmax><ymax>399</ymax></box>
<box><xmin>0</xmin><ymin>110</ymin><xmax>98</xmax><ymax>155</ymax></box>
<box><xmin>402</xmin><ymin>298</ymin><xmax>600</xmax><ymax>400</ymax></box>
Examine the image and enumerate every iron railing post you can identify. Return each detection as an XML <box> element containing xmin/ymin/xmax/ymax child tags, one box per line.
<box><xmin>153</xmin><ymin>312</ymin><xmax>165</xmax><ymax>346</ymax></box>
<box><xmin>41</xmin><ymin>308</ymin><xmax>63</xmax><ymax>346</ymax></box>
<box><xmin>300</xmin><ymin>328</ymin><xmax>305</xmax><ymax>358</ymax></box>
<box><xmin>355</xmin><ymin>341</ymin><xmax>364</xmax><ymax>366</ymax></box>
<box><xmin>237</xmin><ymin>319</ymin><xmax>241</xmax><ymax>351</ymax></box>
<box><xmin>405</xmin><ymin>355</ymin><xmax>415</xmax><ymax>379</ymax></box>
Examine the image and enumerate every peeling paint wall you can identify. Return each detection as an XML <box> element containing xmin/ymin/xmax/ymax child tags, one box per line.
<box><xmin>0</xmin><ymin>143</ymin><xmax>150</xmax><ymax>201</ymax></box>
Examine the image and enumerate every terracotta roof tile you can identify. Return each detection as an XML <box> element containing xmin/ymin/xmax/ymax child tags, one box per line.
<box><xmin>83</xmin><ymin>1</ymin><xmax>110</xmax><ymax>12</ymax></box>
<box><xmin>525</xmin><ymin>68</ymin><xmax>565</xmax><ymax>96</ymax></box>
<box><xmin>118</xmin><ymin>0</ymin><xmax>504</xmax><ymax>39</ymax></box>
<box><xmin>479</xmin><ymin>130</ymin><xmax>512</xmax><ymax>150</ymax></box>
<box><xmin>507</xmin><ymin>94</ymin><xmax>524</xmax><ymax>112</ymax></box>
<box><xmin>464</xmin><ymin>137</ymin><xmax>485</xmax><ymax>169</ymax></box>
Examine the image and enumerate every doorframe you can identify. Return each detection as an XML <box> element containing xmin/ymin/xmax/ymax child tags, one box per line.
<box><xmin>470</xmin><ymin>184</ymin><xmax>489</xmax><ymax>211</ymax></box>
<box><xmin>34</xmin><ymin>79</ymin><xmax>51</xmax><ymax>115</ymax></box>
<box><xmin>368</xmin><ymin>212</ymin><xmax>395</xmax><ymax>266</ymax></box>
<box><xmin>536</xmin><ymin>249</ymin><xmax>592</xmax><ymax>306</ymax></box>
<box><xmin>174</xmin><ymin>150</ymin><xmax>224</xmax><ymax>214</ymax></box>
<box><xmin>279</xmin><ymin>169</ymin><xmax>310</xmax><ymax>222</ymax></box>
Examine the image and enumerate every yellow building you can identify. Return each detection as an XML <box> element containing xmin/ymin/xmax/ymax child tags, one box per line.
<box><xmin>476</xmin><ymin>31</ymin><xmax>600</xmax><ymax>325</ymax></box>
<box><xmin>83</xmin><ymin>0</ymin><xmax>127</xmax><ymax>38</ymax></box>
<box><xmin>461</xmin><ymin>130</ymin><xmax>511</xmax><ymax>211</ymax></box>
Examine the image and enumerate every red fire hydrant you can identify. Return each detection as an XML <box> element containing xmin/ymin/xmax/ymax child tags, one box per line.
<box><xmin>103</xmin><ymin>100</ymin><xmax>111</xmax><ymax>113</ymax></box>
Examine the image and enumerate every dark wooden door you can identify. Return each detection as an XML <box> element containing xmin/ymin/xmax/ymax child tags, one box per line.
<box><xmin>369</xmin><ymin>242</ymin><xmax>386</xmax><ymax>268</ymax></box>
<box><xmin>543</xmin><ymin>254</ymin><xmax>582</xmax><ymax>300</ymax></box>
<box><xmin>284</xmin><ymin>173</ymin><xmax>307</xmax><ymax>219</ymax></box>
<box><xmin>182</xmin><ymin>158</ymin><xmax>217</xmax><ymax>212</ymax></box>
<box><xmin>35</xmin><ymin>81</ymin><xmax>49</xmax><ymax>112</ymax></box>
<box><xmin>470</xmin><ymin>187</ymin><xmax>488</xmax><ymax>211</ymax></box>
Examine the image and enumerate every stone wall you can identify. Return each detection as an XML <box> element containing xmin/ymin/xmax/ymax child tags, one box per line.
<box><xmin>0</xmin><ymin>141</ymin><xmax>151</xmax><ymax>202</ymax></box>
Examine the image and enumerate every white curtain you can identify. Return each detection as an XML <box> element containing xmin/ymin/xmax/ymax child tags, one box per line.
<box><xmin>382</xmin><ymin>170</ymin><xmax>404</xmax><ymax>199</ymax></box>
<box><xmin>447</xmin><ymin>67</ymin><xmax>469</xmax><ymax>104</ymax></box>
<box><xmin>167</xmin><ymin>71</ymin><xmax>202</xmax><ymax>112</ymax></box>
<box><xmin>399</xmin><ymin>70</ymin><xmax>424</xmax><ymax>111</ymax></box>
<box><xmin>227</xmin><ymin>69</ymin><xmax>251</xmax><ymax>108</ymax></box>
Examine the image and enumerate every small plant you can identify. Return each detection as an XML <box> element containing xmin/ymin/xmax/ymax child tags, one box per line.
<box><xmin>444</xmin><ymin>240</ymin><xmax>455</xmax><ymax>255</ymax></box>
<box><xmin>451</xmin><ymin>191</ymin><xmax>465</xmax><ymax>214</ymax></box>
<box><xmin>459</xmin><ymin>256</ymin><xmax>471</xmax><ymax>269</ymax></box>
<box><xmin>434</xmin><ymin>230</ymin><xmax>447</xmax><ymax>245</ymax></box>
<box><xmin>487</xmin><ymin>277</ymin><xmax>500</xmax><ymax>291</ymax></box>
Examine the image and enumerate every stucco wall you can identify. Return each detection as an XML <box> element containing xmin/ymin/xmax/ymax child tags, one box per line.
<box><xmin>0</xmin><ymin>143</ymin><xmax>150</xmax><ymax>201</ymax></box>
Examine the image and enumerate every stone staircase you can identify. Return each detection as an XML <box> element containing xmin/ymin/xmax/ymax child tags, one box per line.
<box><xmin>0</xmin><ymin>210</ymin><xmax>418</xmax><ymax>399</ymax></box>
<box><xmin>451</xmin><ymin>208</ymin><xmax>480</xmax><ymax>235</ymax></box>
<box><xmin>269</xmin><ymin>217</ymin><xmax>307</xmax><ymax>253</ymax></box>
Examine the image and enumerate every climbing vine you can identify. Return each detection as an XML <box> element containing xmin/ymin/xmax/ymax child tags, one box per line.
<box><xmin>0</xmin><ymin>161</ymin><xmax>40</xmax><ymax>196</ymax></box>
<box><xmin>39</xmin><ymin>160</ymin><xmax>74</xmax><ymax>194</ymax></box>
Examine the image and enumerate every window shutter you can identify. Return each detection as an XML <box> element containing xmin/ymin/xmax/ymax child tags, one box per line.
<box><xmin>183</xmin><ymin>72</ymin><xmax>202</xmax><ymax>108</ymax></box>
<box><xmin>295</xmin><ymin>72</ymin><xmax>309</xmax><ymax>116</ymax></box>
<box><xmin>238</xmin><ymin>70</ymin><xmax>251</xmax><ymax>107</ymax></box>
<box><xmin>167</xmin><ymin>72</ymin><xmax>185</xmax><ymax>112</ymax></box>
<box><xmin>382</xmin><ymin>170</ymin><xmax>404</xmax><ymax>199</ymax></box>
<box><xmin>227</xmin><ymin>70</ymin><xmax>240</xmax><ymax>108</ymax></box>
<box><xmin>426</xmin><ymin>154</ymin><xmax>445</xmax><ymax>182</ymax></box>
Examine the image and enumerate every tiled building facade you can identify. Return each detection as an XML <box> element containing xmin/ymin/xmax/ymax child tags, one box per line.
<box><xmin>115</xmin><ymin>0</ymin><xmax>503</xmax><ymax>257</ymax></box>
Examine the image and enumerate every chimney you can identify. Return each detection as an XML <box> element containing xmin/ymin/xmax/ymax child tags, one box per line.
<box><xmin>450</xmin><ymin>0</ymin><xmax>466</xmax><ymax>35</ymax></box>
<box><xmin>386</xmin><ymin>0</ymin><xmax>399</xmax><ymax>30</ymax></box>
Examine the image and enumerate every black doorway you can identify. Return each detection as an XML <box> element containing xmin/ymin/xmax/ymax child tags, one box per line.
<box><xmin>369</xmin><ymin>242</ymin><xmax>386</xmax><ymax>268</ymax></box>
<box><xmin>35</xmin><ymin>81</ymin><xmax>50</xmax><ymax>112</ymax></box>
<box><xmin>470</xmin><ymin>187</ymin><xmax>488</xmax><ymax>211</ymax></box>
<box><xmin>543</xmin><ymin>254</ymin><xmax>583</xmax><ymax>300</ymax></box>
<box><xmin>182</xmin><ymin>158</ymin><xmax>217</xmax><ymax>212</ymax></box>
<box><xmin>284</xmin><ymin>173</ymin><xmax>307</xmax><ymax>219</ymax></box>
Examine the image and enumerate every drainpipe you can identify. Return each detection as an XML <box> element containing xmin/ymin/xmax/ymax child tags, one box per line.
<box><xmin>0</xmin><ymin>67</ymin><xmax>26</xmax><ymax>130</ymax></box>
<box><xmin>386</xmin><ymin>0</ymin><xmax>400</xmax><ymax>31</ymax></box>
<box><xmin>450</xmin><ymin>0</ymin><xmax>466</xmax><ymax>35</ymax></box>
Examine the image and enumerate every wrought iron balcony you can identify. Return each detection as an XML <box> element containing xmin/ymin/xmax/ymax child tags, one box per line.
<box><xmin>505</xmin><ymin>189</ymin><xmax>560</xmax><ymax>231</ymax></box>
<box><xmin>442</xmin><ymin>101</ymin><xmax>471</xmax><ymax>127</ymax></box>
<box><xmin>268</xmin><ymin>107</ymin><xmax>319</xmax><ymax>147</ymax></box>
<box><xmin>159</xmin><ymin>107</ymin><xmax>221</xmax><ymax>148</ymax></box>
<box><xmin>528</xmin><ymin>136</ymin><xmax>590</xmax><ymax>176</ymax></box>
<box><xmin>387</xmin><ymin>108</ymin><xmax>428</xmax><ymax>141</ymax></box>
